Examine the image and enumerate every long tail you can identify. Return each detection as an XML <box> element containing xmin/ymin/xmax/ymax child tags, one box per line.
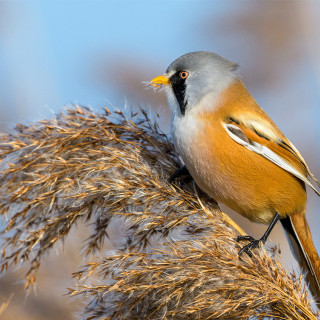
<box><xmin>280</xmin><ymin>212</ymin><xmax>320</xmax><ymax>304</ymax></box>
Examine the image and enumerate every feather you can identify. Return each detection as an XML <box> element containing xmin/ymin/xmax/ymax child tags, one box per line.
<box><xmin>223</xmin><ymin>121</ymin><xmax>320</xmax><ymax>196</ymax></box>
<box><xmin>281</xmin><ymin>214</ymin><xmax>320</xmax><ymax>304</ymax></box>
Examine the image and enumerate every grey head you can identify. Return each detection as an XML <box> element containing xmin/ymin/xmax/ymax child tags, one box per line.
<box><xmin>164</xmin><ymin>51</ymin><xmax>238</xmax><ymax>116</ymax></box>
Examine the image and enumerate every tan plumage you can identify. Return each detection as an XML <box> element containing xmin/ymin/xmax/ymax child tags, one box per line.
<box><xmin>150</xmin><ymin>51</ymin><xmax>320</xmax><ymax>304</ymax></box>
<box><xmin>187</xmin><ymin>80</ymin><xmax>306</xmax><ymax>222</ymax></box>
<box><xmin>282</xmin><ymin>211</ymin><xmax>320</xmax><ymax>303</ymax></box>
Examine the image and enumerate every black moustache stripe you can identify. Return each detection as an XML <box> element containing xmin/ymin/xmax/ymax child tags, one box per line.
<box><xmin>170</xmin><ymin>73</ymin><xmax>187</xmax><ymax>116</ymax></box>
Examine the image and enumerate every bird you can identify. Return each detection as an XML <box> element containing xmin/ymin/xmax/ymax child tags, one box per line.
<box><xmin>149</xmin><ymin>51</ymin><xmax>320</xmax><ymax>303</ymax></box>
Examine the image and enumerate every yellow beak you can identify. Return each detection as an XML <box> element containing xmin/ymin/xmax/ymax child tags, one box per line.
<box><xmin>150</xmin><ymin>75</ymin><xmax>170</xmax><ymax>88</ymax></box>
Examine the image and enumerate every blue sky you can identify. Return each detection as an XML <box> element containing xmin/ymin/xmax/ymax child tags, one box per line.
<box><xmin>0</xmin><ymin>0</ymin><xmax>223</xmax><ymax>124</ymax></box>
<box><xmin>1</xmin><ymin>1</ymin><xmax>319</xmax><ymax>129</ymax></box>
<box><xmin>1</xmin><ymin>1</ymin><xmax>319</xmax><ymax>122</ymax></box>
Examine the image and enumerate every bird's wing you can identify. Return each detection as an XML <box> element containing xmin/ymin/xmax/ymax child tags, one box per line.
<box><xmin>223</xmin><ymin>116</ymin><xmax>320</xmax><ymax>196</ymax></box>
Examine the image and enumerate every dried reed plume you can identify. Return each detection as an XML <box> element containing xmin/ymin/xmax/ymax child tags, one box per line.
<box><xmin>0</xmin><ymin>106</ymin><xmax>318</xmax><ymax>319</ymax></box>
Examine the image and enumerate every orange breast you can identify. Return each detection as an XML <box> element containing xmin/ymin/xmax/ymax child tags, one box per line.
<box><xmin>184</xmin><ymin>81</ymin><xmax>307</xmax><ymax>224</ymax></box>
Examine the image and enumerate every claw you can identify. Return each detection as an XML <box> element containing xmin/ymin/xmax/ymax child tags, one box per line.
<box><xmin>237</xmin><ymin>235</ymin><xmax>255</xmax><ymax>242</ymax></box>
<box><xmin>169</xmin><ymin>166</ymin><xmax>192</xmax><ymax>183</ymax></box>
<box><xmin>237</xmin><ymin>213</ymin><xmax>280</xmax><ymax>258</ymax></box>
<box><xmin>238</xmin><ymin>239</ymin><xmax>262</xmax><ymax>256</ymax></box>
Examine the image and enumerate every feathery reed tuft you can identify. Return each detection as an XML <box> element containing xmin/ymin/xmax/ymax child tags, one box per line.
<box><xmin>0</xmin><ymin>106</ymin><xmax>318</xmax><ymax>319</ymax></box>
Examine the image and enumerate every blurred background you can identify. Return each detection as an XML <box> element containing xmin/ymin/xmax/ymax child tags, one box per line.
<box><xmin>0</xmin><ymin>0</ymin><xmax>320</xmax><ymax>318</ymax></box>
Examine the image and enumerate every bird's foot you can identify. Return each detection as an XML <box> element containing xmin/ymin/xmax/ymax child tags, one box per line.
<box><xmin>169</xmin><ymin>165</ymin><xmax>192</xmax><ymax>184</ymax></box>
<box><xmin>237</xmin><ymin>235</ymin><xmax>255</xmax><ymax>242</ymax></box>
<box><xmin>237</xmin><ymin>235</ymin><xmax>266</xmax><ymax>257</ymax></box>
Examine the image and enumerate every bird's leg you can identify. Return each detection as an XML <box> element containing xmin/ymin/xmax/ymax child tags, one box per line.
<box><xmin>169</xmin><ymin>165</ymin><xmax>192</xmax><ymax>183</ymax></box>
<box><xmin>237</xmin><ymin>213</ymin><xmax>280</xmax><ymax>256</ymax></box>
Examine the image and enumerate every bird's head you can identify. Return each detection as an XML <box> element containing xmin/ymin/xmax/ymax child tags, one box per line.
<box><xmin>150</xmin><ymin>51</ymin><xmax>238</xmax><ymax>116</ymax></box>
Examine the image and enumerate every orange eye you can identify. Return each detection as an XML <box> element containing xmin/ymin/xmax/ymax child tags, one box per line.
<box><xmin>179</xmin><ymin>71</ymin><xmax>189</xmax><ymax>79</ymax></box>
